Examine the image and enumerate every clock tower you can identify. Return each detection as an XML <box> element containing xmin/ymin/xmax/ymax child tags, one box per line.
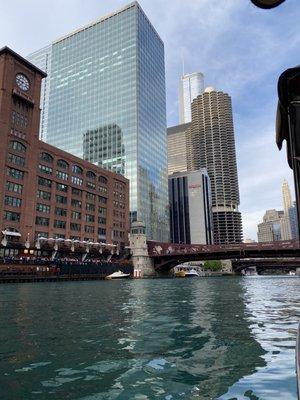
<box><xmin>0</xmin><ymin>47</ymin><xmax>46</xmax><ymax>243</ymax></box>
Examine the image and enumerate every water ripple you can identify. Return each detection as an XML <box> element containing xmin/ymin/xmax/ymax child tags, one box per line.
<box><xmin>0</xmin><ymin>277</ymin><xmax>298</xmax><ymax>399</ymax></box>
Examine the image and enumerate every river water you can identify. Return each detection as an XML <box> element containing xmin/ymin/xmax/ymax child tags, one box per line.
<box><xmin>0</xmin><ymin>276</ymin><xmax>299</xmax><ymax>400</ymax></box>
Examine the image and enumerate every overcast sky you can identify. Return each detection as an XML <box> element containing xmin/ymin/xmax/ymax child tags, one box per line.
<box><xmin>1</xmin><ymin>0</ymin><xmax>298</xmax><ymax>240</ymax></box>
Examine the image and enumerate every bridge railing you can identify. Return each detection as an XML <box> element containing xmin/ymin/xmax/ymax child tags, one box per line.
<box><xmin>147</xmin><ymin>240</ymin><xmax>299</xmax><ymax>257</ymax></box>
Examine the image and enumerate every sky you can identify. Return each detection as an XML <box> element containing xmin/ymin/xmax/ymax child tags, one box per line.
<box><xmin>1</xmin><ymin>0</ymin><xmax>299</xmax><ymax>240</ymax></box>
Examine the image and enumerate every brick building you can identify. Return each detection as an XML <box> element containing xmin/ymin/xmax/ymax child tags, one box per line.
<box><xmin>0</xmin><ymin>47</ymin><xmax>129</xmax><ymax>253</ymax></box>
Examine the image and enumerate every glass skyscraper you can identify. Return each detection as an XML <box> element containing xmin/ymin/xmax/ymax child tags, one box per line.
<box><xmin>27</xmin><ymin>45</ymin><xmax>52</xmax><ymax>141</ymax></box>
<box><xmin>28</xmin><ymin>2</ymin><xmax>169</xmax><ymax>241</ymax></box>
<box><xmin>179</xmin><ymin>72</ymin><xmax>204</xmax><ymax>123</ymax></box>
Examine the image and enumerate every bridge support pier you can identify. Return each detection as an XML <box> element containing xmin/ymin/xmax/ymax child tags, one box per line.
<box><xmin>129</xmin><ymin>222</ymin><xmax>157</xmax><ymax>278</ymax></box>
<box><xmin>296</xmin><ymin>268</ymin><xmax>300</xmax><ymax>276</ymax></box>
<box><xmin>221</xmin><ymin>260</ymin><xmax>233</xmax><ymax>274</ymax></box>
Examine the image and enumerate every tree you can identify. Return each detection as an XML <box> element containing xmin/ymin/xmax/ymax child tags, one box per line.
<box><xmin>203</xmin><ymin>260</ymin><xmax>222</xmax><ymax>271</ymax></box>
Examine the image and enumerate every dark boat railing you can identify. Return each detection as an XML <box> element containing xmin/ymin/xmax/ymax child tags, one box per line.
<box><xmin>297</xmin><ymin>323</ymin><xmax>300</xmax><ymax>400</ymax></box>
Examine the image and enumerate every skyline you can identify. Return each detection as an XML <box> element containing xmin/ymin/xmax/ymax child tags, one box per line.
<box><xmin>1</xmin><ymin>0</ymin><xmax>297</xmax><ymax>240</ymax></box>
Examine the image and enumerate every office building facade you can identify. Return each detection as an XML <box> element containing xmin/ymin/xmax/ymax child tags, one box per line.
<box><xmin>282</xmin><ymin>180</ymin><xmax>292</xmax><ymax>214</ymax></box>
<box><xmin>28</xmin><ymin>2</ymin><xmax>169</xmax><ymax>241</ymax></box>
<box><xmin>167</xmin><ymin>122</ymin><xmax>191</xmax><ymax>175</ymax></box>
<box><xmin>179</xmin><ymin>72</ymin><xmax>204</xmax><ymax>124</ymax></box>
<box><xmin>187</xmin><ymin>87</ymin><xmax>242</xmax><ymax>244</ymax></box>
<box><xmin>27</xmin><ymin>45</ymin><xmax>51</xmax><ymax>141</ymax></box>
<box><xmin>257</xmin><ymin>210</ymin><xmax>284</xmax><ymax>242</ymax></box>
<box><xmin>289</xmin><ymin>202</ymin><xmax>299</xmax><ymax>240</ymax></box>
<box><xmin>0</xmin><ymin>47</ymin><xmax>129</xmax><ymax>251</ymax></box>
<box><xmin>168</xmin><ymin>170</ymin><xmax>213</xmax><ymax>244</ymax></box>
<box><xmin>280</xmin><ymin>180</ymin><xmax>292</xmax><ymax>240</ymax></box>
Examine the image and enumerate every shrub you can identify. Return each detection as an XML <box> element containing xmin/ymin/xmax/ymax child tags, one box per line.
<box><xmin>203</xmin><ymin>260</ymin><xmax>222</xmax><ymax>271</ymax></box>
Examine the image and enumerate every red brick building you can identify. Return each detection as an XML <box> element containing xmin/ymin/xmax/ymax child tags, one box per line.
<box><xmin>0</xmin><ymin>47</ymin><xmax>129</xmax><ymax>254</ymax></box>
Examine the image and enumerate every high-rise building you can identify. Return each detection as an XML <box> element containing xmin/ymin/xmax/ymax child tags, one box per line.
<box><xmin>187</xmin><ymin>87</ymin><xmax>242</xmax><ymax>244</ymax></box>
<box><xmin>168</xmin><ymin>170</ymin><xmax>213</xmax><ymax>244</ymax></box>
<box><xmin>280</xmin><ymin>216</ymin><xmax>292</xmax><ymax>240</ymax></box>
<box><xmin>27</xmin><ymin>45</ymin><xmax>51</xmax><ymax>141</ymax></box>
<box><xmin>289</xmin><ymin>202</ymin><xmax>299</xmax><ymax>240</ymax></box>
<box><xmin>28</xmin><ymin>2</ymin><xmax>169</xmax><ymax>241</ymax></box>
<box><xmin>280</xmin><ymin>179</ymin><xmax>293</xmax><ymax>240</ymax></box>
<box><xmin>179</xmin><ymin>72</ymin><xmax>204</xmax><ymax>124</ymax></box>
<box><xmin>167</xmin><ymin>122</ymin><xmax>191</xmax><ymax>175</ymax></box>
<box><xmin>257</xmin><ymin>209</ymin><xmax>284</xmax><ymax>242</ymax></box>
<box><xmin>282</xmin><ymin>180</ymin><xmax>292</xmax><ymax>214</ymax></box>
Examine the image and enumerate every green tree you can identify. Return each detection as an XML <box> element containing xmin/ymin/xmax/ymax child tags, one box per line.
<box><xmin>203</xmin><ymin>260</ymin><xmax>222</xmax><ymax>271</ymax></box>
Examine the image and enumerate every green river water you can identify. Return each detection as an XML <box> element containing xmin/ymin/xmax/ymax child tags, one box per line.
<box><xmin>0</xmin><ymin>276</ymin><xmax>299</xmax><ymax>399</ymax></box>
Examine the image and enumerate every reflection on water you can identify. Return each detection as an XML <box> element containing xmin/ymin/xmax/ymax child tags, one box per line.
<box><xmin>220</xmin><ymin>276</ymin><xmax>299</xmax><ymax>400</ymax></box>
<box><xmin>0</xmin><ymin>277</ymin><xmax>298</xmax><ymax>399</ymax></box>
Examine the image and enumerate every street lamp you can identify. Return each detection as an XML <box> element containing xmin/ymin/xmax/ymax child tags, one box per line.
<box><xmin>250</xmin><ymin>0</ymin><xmax>286</xmax><ymax>8</ymax></box>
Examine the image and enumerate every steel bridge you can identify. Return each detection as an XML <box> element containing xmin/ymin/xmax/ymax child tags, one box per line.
<box><xmin>147</xmin><ymin>240</ymin><xmax>300</xmax><ymax>271</ymax></box>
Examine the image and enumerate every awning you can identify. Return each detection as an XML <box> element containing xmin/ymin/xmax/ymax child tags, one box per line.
<box><xmin>2</xmin><ymin>230</ymin><xmax>21</xmax><ymax>237</ymax></box>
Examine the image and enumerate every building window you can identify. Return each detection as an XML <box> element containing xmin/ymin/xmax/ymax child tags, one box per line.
<box><xmin>114</xmin><ymin>181</ymin><xmax>125</xmax><ymax>191</ymax></box>
<box><xmin>98</xmin><ymin>228</ymin><xmax>106</xmax><ymax>237</ymax></box>
<box><xmin>71</xmin><ymin>176</ymin><xmax>83</xmax><ymax>186</ymax></box>
<box><xmin>72</xmin><ymin>165</ymin><xmax>83</xmax><ymax>175</ymax></box>
<box><xmin>55</xmin><ymin>207</ymin><xmax>67</xmax><ymax>217</ymax></box>
<box><xmin>39</xmin><ymin>164</ymin><xmax>53</xmax><ymax>175</ymax></box>
<box><xmin>38</xmin><ymin>176</ymin><xmax>52</xmax><ymax>188</ymax></box>
<box><xmin>6</xmin><ymin>181</ymin><xmax>23</xmax><ymax>194</ymax></box>
<box><xmin>98</xmin><ymin>217</ymin><xmax>106</xmax><ymax>225</ymax></box>
<box><xmin>99</xmin><ymin>176</ymin><xmax>108</xmax><ymax>185</ymax></box>
<box><xmin>10</xmin><ymin>140</ymin><xmax>26</xmax><ymax>153</ymax></box>
<box><xmin>12</xmin><ymin>111</ymin><xmax>28</xmax><ymax>128</ymax></box>
<box><xmin>86</xmin><ymin>181</ymin><xmax>96</xmax><ymax>190</ymax></box>
<box><xmin>56</xmin><ymin>183</ymin><xmax>68</xmax><ymax>192</ymax></box>
<box><xmin>7</xmin><ymin>167</ymin><xmax>24</xmax><ymax>180</ymax></box>
<box><xmin>36</xmin><ymin>203</ymin><xmax>50</xmax><ymax>213</ymax></box>
<box><xmin>55</xmin><ymin>195</ymin><xmax>67</xmax><ymax>204</ymax></box>
<box><xmin>56</xmin><ymin>171</ymin><xmax>68</xmax><ymax>181</ymax></box>
<box><xmin>40</xmin><ymin>152</ymin><xmax>53</xmax><ymax>163</ymax></box>
<box><xmin>71</xmin><ymin>198</ymin><xmax>82</xmax><ymax>208</ymax></box>
<box><xmin>8</xmin><ymin>153</ymin><xmax>25</xmax><ymax>167</ymax></box>
<box><xmin>57</xmin><ymin>159</ymin><xmax>69</xmax><ymax>169</ymax></box>
<box><xmin>35</xmin><ymin>216</ymin><xmax>49</xmax><ymax>226</ymax></box>
<box><xmin>72</xmin><ymin>187</ymin><xmax>82</xmax><ymax>197</ymax></box>
<box><xmin>70</xmin><ymin>211</ymin><xmax>80</xmax><ymax>220</ymax></box>
<box><xmin>99</xmin><ymin>186</ymin><xmax>108</xmax><ymax>194</ymax></box>
<box><xmin>85</xmin><ymin>225</ymin><xmax>94</xmax><ymax>234</ymax></box>
<box><xmin>70</xmin><ymin>223</ymin><xmax>81</xmax><ymax>231</ymax></box>
<box><xmin>35</xmin><ymin>231</ymin><xmax>49</xmax><ymax>239</ymax></box>
<box><xmin>4</xmin><ymin>196</ymin><xmax>22</xmax><ymax>207</ymax></box>
<box><xmin>86</xmin><ymin>192</ymin><xmax>95</xmax><ymax>201</ymax></box>
<box><xmin>85</xmin><ymin>214</ymin><xmax>95</xmax><ymax>223</ymax></box>
<box><xmin>98</xmin><ymin>196</ymin><xmax>107</xmax><ymax>205</ymax></box>
<box><xmin>37</xmin><ymin>190</ymin><xmax>51</xmax><ymax>200</ymax></box>
<box><xmin>98</xmin><ymin>206</ymin><xmax>107</xmax><ymax>216</ymax></box>
<box><xmin>86</xmin><ymin>171</ymin><xmax>96</xmax><ymax>180</ymax></box>
<box><xmin>86</xmin><ymin>203</ymin><xmax>95</xmax><ymax>212</ymax></box>
<box><xmin>54</xmin><ymin>220</ymin><xmax>66</xmax><ymax>229</ymax></box>
<box><xmin>55</xmin><ymin>234</ymin><xmax>66</xmax><ymax>239</ymax></box>
<box><xmin>4</xmin><ymin>211</ymin><xmax>20</xmax><ymax>221</ymax></box>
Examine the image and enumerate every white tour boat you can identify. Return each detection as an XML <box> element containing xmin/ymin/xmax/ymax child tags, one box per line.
<box><xmin>106</xmin><ymin>270</ymin><xmax>131</xmax><ymax>280</ymax></box>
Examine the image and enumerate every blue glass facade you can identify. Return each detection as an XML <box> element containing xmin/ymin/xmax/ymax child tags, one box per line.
<box><xmin>37</xmin><ymin>2</ymin><xmax>169</xmax><ymax>241</ymax></box>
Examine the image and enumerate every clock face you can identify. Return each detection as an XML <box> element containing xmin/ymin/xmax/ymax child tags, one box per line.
<box><xmin>16</xmin><ymin>74</ymin><xmax>30</xmax><ymax>91</ymax></box>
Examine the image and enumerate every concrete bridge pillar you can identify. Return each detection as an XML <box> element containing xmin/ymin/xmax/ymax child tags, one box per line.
<box><xmin>129</xmin><ymin>221</ymin><xmax>156</xmax><ymax>278</ymax></box>
<box><xmin>221</xmin><ymin>260</ymin><xmax>233</xmax><ymax>274</ymax></box>
<box><xmin>296</xmin><ymin>268</ymin><xmax>300</xmax><ymax>276</ymax></box>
